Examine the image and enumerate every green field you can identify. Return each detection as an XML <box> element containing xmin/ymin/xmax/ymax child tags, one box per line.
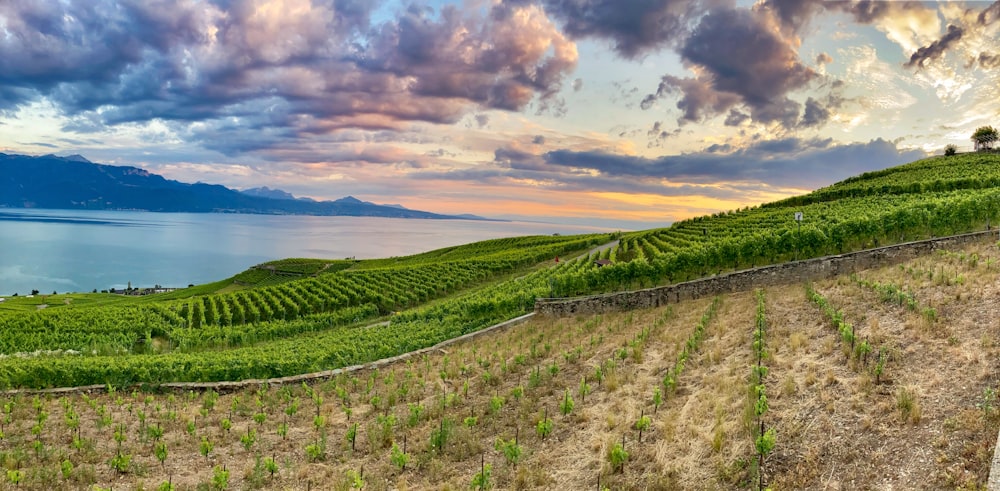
<box><xmin>2</xmin><ymin>153</ymin><xmax>1000</xmax><ymax>389</ymax></box>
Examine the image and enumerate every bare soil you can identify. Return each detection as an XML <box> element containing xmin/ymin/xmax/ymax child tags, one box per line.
<box><xmin>1</xmin><ymin>242</ymin><xmax>999</xmax><ymax>490</ymax></box>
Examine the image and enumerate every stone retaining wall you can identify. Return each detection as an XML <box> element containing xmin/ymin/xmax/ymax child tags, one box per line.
<box><xmin>5</xmin><ymin>230</ymin><xmax>996</xmax><ymax>395</ymax></box>
<box><xmin>535</xmin><ymin>229</ymin><xmax>995</xmax><ymax>317</ymax></box>
<box><xmin>2</xmin><ymin>313</ymin><xmax>536</xmax><ymax>396</ymax></box>
<box><xmin>7</xmin><ymin>229</ymin><xmax>1000</xmax><ymax>484</ymax></box>
<box><xmin>541</xmin><ymin>228</ymin><xmax>1000</xmax><ymax>487</ymax></box>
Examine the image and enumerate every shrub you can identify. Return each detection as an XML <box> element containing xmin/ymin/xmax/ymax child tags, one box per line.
<box><xmin>559</xmin><ymin>390</ymin><xmax>575</xmax><ymax>416</ymax></box>
<box><xmin>154</xmin><ymin>442</ymin><xmax>168</xmax><ymax>467</ymax></box>
<box><xmin>495</xmin><ymin>436</ymin><xmax>522</xmax><ymax>466</ymax></box>
<box><xmin>109</xmin><ymin>452</ymin><xmax>131</xmax><ymax>474</ymax></box>
<box><xmin>609</xmin><ymin>440</ymin><xmax>628</xmax><ymax>473</ymax></box>
<box><xmin>471</xmin><ymin>462</ymin><xmax>492</xmax><ymax>490</ymax></box>
<box><xmin>390</xmin><ymin>442</ymin><xmax>410</xmax><ymax>471</ymax></box>
<box><xmin>429</xmin><ymin>418</ymin><xmax>454</xmax><ymax>453</ymax></box>
<box><xmin>305</xmin><ymin>441</ymin><xmax>324</xmax><ymax>462</ymax></box>
<box><xmin>211</xmin><ymin>465</ymin><xmax>229</xmax><ymax>490</ymax></box>
<box><xmin>896</xmin><ymin>386</ymin><xmax>921</xmax><ymax>423</ymax></box>
<box><xmin>635</xmin><ymin>412</ymin><xmax>652</xmax><ymax>443</ymax></box>
<box><xmin>536</xmin><ymin>413</ymin><xmax>553</xmax><ymax>439</ymax></box>
<box><xmin>264</xmin><ymin>456</ymin><xmax>278</xmax><ymax>478</ymax></box>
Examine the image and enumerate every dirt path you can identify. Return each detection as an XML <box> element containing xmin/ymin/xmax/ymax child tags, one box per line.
<box><xmin>586</xmin><ymin>240</ymin><xmax>619</xmax><ymax>257</ymax></box>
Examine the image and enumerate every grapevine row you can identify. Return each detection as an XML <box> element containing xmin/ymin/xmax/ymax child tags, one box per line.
<box><xmin>750</xmin><ymin>289</ymin><xmax>774</xmax><ymax>491</ymax></box>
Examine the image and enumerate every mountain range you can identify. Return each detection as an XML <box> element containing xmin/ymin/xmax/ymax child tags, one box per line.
<box><xmin>0</xmin><ymin>153</ymin><xmax>485</xmax><ymax>220</ymax></box>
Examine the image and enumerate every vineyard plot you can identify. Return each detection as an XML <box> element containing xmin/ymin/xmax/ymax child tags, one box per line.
<box><xmin>8</xmin><ymin>155</ymin><xmax>1000</xmax><ymax>389</ymax></box>
<box><xmin>764</xmin><ymin>259</ymin><xmax>1000</xmax><ymax>488</ymax></box>
<box><xmin>4</xmin><ymin>154</ymin><xmax>1000</xmax><ymax>486</ymax></box>
<box><xmin>1</xmin><ymin>241</ymin><xmax>1000</xmax><ymax>489</ymax></box>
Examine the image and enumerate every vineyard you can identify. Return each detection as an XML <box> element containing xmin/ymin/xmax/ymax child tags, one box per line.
<box><xmin>3</xmin><ymin>154</ymin><xmax>1000</xmax><ymax>390</ymax></box>
<box><xmin>1</xmin><ymin>238</ymin><xmax>998</xmax><ymax>489</ymax></box>
<box><xmin>0</xmin><ymin>234</ymin><xmax>610</xmax><ymax>388</ymax></box>
<box><xmin>553</xmin><ymin>153</ymin><xmax>1000</xmax><ymax>296</ymax></box>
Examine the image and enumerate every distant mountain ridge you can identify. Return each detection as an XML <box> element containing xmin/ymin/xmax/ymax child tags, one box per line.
<box><xmin>0</xmin><ymin>153</ymin><xmax>485</xmax><ymax>220</ymax></box>
<box><xmin>240</xmin><ymin>187</ymin><xmax>410</xmax><ymax>209</ymax></box>
<box><xmin>240</xmin><ymin>186</ymin><xmax>305</xmax><ymax>201</ymax></box>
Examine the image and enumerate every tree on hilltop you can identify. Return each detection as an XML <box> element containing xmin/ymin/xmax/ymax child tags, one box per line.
<box><xmin>972</xmin><ymin>126</ymin><xmax>998</xmax><ymax>151</ymax></box>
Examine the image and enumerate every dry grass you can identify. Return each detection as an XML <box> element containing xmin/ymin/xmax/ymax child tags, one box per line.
<box><xmin>1</xmin><ymin>241</ymin><xmax>1000</xmax><ymax>490</ymax></box>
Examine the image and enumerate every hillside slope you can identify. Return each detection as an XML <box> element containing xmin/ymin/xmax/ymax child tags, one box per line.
<box><xmin>551</xmin><ymin>153</ymin><xmax>1000</xmax><ymax>296</ymax></box>
<box><xmin>1</xmin><ymin>239</ymin><xmax>997</xmax><ymax>490</ymax></box>
<box><xmin>2</xmin><ymin>153</ymin><xmax>1000</xmax><ymax>391</ymax></box>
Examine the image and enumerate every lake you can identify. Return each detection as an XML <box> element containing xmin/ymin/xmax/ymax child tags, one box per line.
<box><xmin>0</xmin><ymin>209</ymin><xmax>618</xmax><ymax>296</ymax></box>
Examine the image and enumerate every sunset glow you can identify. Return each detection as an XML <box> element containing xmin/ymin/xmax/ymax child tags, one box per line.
<box><xmin>1</xmin><ymin>0</ymin><xmax>998</xmax><ymax>229</ymax></box>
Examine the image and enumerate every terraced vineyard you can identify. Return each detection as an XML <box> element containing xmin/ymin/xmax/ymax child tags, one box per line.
<box><xmin>554</xmin><ymin>154</ymin><xmax>1000</xmax><ymax>296</ymax></box>
<box><xmin>0</xmin><ymin>234</ymin><xmax>610</xmax><ymax>387</ymax></box>
<box><xmin>4</xmin><ymin>154</ymin><xmax>1000</xmax><ymax>390</ymax></box>
<box><xmin>1</xmin><ymin>238</ymin><xmax>998</xmax><ymax>489</ymax></box>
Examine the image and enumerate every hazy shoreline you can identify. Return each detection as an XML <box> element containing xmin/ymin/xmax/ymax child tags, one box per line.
<box><xmin>0</xmin><ymin>208</ymin><xmax>618</xmax><ymax>296</ymax></box>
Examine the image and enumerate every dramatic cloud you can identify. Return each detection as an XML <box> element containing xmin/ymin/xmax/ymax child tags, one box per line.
<box><xmin>401</xmin><ymin>137</ymin><xmax>928</xmax><ymax>224</ymax></box>
<box><xmin>900</xmin><ymin>1</ymin><xmax>1000</xmax><ymax>72</ymax></box>
<box><xmin>0</xmin><ymin>0</ymin><xmax>996</xmax><ymax>227</ymax></box>
<box><xmin>494</xmin><ymin>146</ymin><xmax>549</xmax><ymax>172</ymax></box>
<box><xmin>459</xmin><ymin>146</ymin><xmax>768</xmax><ymax>203</ymax></box>
<box><xmin>800</xmin><ymin>98</ymin><xmax>831</xmax><ymax>127</ymax></box>
<box><xmin>978</xmin><ymin>1</ymin><xmax>1000</xmax><ymax>25</ymax></box>
<box><xmin>507</xmin><ymin>0</ymin><xmax>707</xmax><ymax>58</ymax></box>
<box><xmin>0</xmin><ymin>0</ymin><xmax>578</xmax><ymax>151</ymax></box>
<box><xmin>724</xmin><ymin>109</ymin><xmax>750</xmax><ymax>127</ymax></box>
<box><xmin>365</xmin><ymin>3</ymin><xmax>577</xmax><ymax>111</ymax></box>
<box><xmin>905</xmin><ymin>24</ymin><xmax>964</xmax><ymax>68</ymax></box>
<box><xmin>841</xmin><ymin>1</ymin><xmax>933</xmax><ymax>24</ymax></box>
<box><xmin>643</xmin><ymin>7</ymin><xmax>817</xmax><ymax>128</ymax></box>
<box><xmin>763</xmin><ymin>0</ymin><xmax>941</xmax><ymax>31</ymax></box>
<box><xmin>980</xmin><ymin>53</ymin><xmax>1000</xmax><ymax>69</ymax></box>
<box><xmin>642</xmin><ymin>75</ymin><xmax>741</xmax><ymax>121</ymax></box>
<box><xmin>536</xmin><ymin>138</ymin><xmax>925</xmax><ymax>189</ymax></box>
<box><xmin>646</xmin><ymin>121</ymin><xmax>679</xmax><ymax>147</ymax></box>
<box><xmin>757</xmin><ymin>0</ymin><xmax>825</xmax><ymax>33</ymax></box>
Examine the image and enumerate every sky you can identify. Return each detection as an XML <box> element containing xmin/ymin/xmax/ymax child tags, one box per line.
<box><xmin>1</xmin><ymin>0</ymin><xmax>999</xmax><ymax>230</ymax></box>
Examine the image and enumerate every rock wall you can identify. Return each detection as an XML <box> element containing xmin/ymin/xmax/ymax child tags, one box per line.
<box><xmin>7</xmin><ymin>229</ymin><xmax>996</xmax><ymax>395</ymax></box>
<box><xmin>535</xmin><ymin>230</ymin><xmax>995</xmax><ymax>317</ymax></box>
<box><xmin>2</xmin><ymin>313</ymin><xmax>536</xmax><ymax>395</ymax></box>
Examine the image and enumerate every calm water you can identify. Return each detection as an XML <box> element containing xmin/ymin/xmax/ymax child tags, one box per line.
<box><xmin>0</xmin><ymin>209</ymin><xmax>617</xmax><ymax>296</ymax></box>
